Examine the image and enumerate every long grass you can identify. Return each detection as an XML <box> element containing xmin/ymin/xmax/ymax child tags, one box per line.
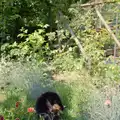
<box><xmin>0</xmin><ymin>59</ymin><xmax>94</xmax><ymax>119</ymax></box>
<box><xmin>0</xmin><ymin>55</ymin><xmax>119</xmax><ymax>120</ymax></box>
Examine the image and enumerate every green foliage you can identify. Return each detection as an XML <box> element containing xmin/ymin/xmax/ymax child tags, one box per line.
<box><xmin>52</xmin><ymin>51</ymin><xmax>84</xmax><ymax>73</ymax></box>
<box><xmin>1</xmin><ymin>1</ymin><xmax>120</xmax><ymax>120</ymax></box>
<box><xmin>104</xmin><ymin>57</ymin><xmax>120</xmax><ymax>81</ymax></box>
<box><xmin>1</xmin><ymin>24</ymin><xmax>50</xmax><ymax>61</ymax></box>
<box><xmin>0</xmin><ymin>60</ymin><xmax>94</xmax><ymax>120</ymax></box>
<box><xmin>67</xmin><ymin>6</ymin><xmax>116</xmax><ymax>74</ymax></box>
<box><xmin>0</xmin><ymin>0</ymin><xmax>87</xmax><ymax>43</ymax></box>
<box><xmin>46</xmin><ymin>29</ymin><xmax>71</xmax><ymax>53</ymax></box>
<box><xmin>82</xmin><ymin>29</ymin><xmax>110</xmax><ymax>74</ymax></box>
<box><xmin>0</xmin><ymin>0</ymin><xmax>118</xmax><ymax>68</ymax></box>
<box><xmin>0</xmin><ymin>88</ymin><xmax>37</xmax><ymax>120</ymax></box>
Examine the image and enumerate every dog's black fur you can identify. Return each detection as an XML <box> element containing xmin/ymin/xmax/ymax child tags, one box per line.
<box><xmin>35</xmin><ymin>91</ymin><xmax>65</xmax><ymax>120</ymax></box>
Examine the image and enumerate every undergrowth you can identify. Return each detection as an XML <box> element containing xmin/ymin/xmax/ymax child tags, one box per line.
<box><xmin>0</xmin><ymin>53</ymin><xmax>120</xmax><ymax>119</ymax></box>
<box><xmin>0</xmin><ymin>59</ymin><xmax>93</xmax><ymax>120</ymax></box>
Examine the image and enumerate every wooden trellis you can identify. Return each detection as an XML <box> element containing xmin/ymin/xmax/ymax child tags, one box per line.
<box><xmin>80</xmin><ymin>1</ymin><xmax>120</xmax><ymax>58</ymax></box>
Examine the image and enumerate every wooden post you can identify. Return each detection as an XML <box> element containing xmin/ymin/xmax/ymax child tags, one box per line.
<box><xmin>114</xmin><ymin>12</ymin><xmax>118</xmax><ymax>59</ymax></box>
<box><xmin>95</xmin><ymin>8</ymin><xmax>120</xmax><ymax>48</ymax></box>
<box><xmin>80</xmin><ymin>1</ymin><xmax>117</xmax><ymax>7</ymax></box>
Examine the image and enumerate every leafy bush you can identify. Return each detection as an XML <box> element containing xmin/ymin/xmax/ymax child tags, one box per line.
<box><xmin>51</xmin><ymin>51</ymin><xmax>85</xmax><ymax>73</ymax></box>
<box><xmin>1</xmin><ymin>24</ymin><xmax>50</xmax><ymax>61</ymax></box>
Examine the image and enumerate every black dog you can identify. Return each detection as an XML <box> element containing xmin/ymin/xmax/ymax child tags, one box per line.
<box><xmin>35</xmin><ymin>91</ymin><xmax>65</xmax><ymax>120</ymax></box>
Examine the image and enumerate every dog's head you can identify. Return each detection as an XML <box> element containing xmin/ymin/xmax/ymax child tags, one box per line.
<box><xmin>52</xmin><ymin>104</ymin><xmax>61</xmax><ymax>113</ymax></box>
<box><xmin>47</xmin><ymin>100</ymin><xmax>65</xmax><ymax>115</ymax></box>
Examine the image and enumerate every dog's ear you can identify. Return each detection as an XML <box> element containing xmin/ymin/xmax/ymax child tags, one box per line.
<box><xmin>46</xmin><ymin>100</ymin><xmax>53</xmax><ymax>112</ymax></box>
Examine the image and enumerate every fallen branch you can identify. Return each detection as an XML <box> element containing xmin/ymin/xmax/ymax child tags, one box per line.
<box><xmin>95</xmin><ymin>8</ymin><xmax>120</xmax><ymax>48</ymax></box>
